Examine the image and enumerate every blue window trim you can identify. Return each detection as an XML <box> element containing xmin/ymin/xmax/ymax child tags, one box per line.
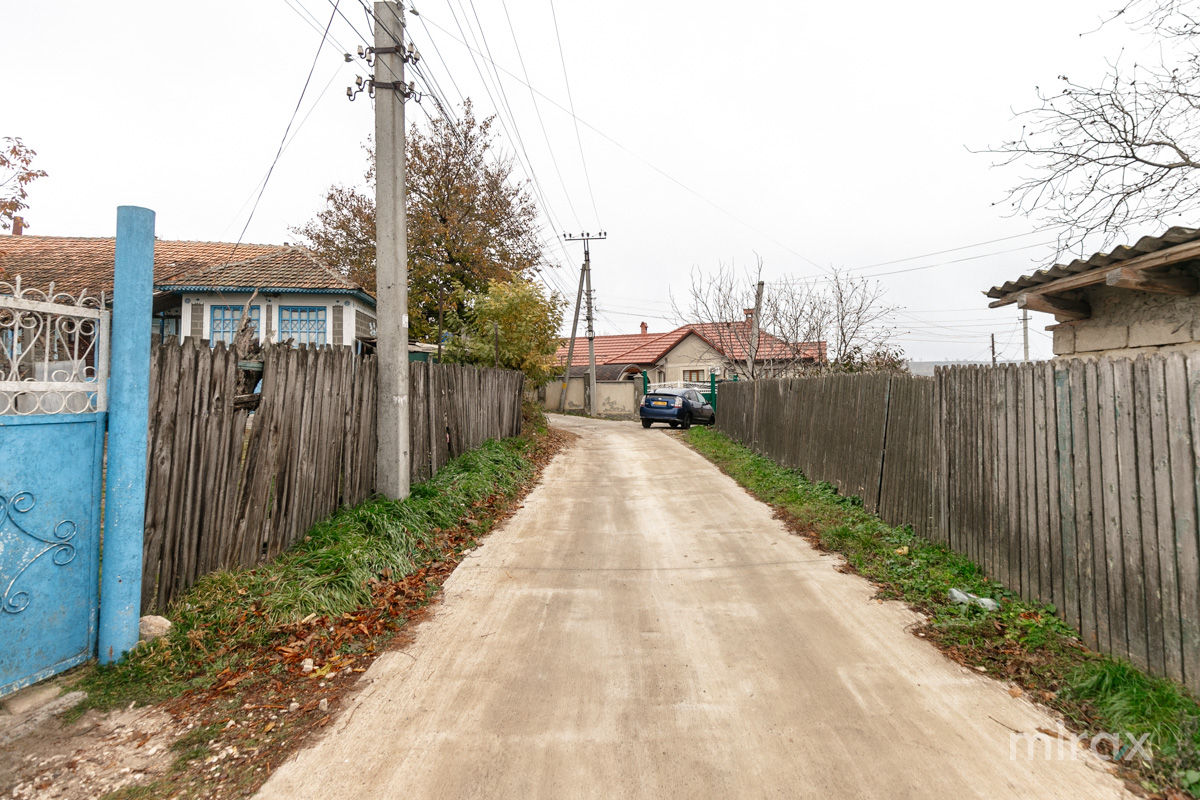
<box><xmin>278</xmin><ymin>305</ymin><xmax>328</xmax><ymax>346</ymax></box>
<box><xmin>210</xmin><ymin>304</ymin><xmax>261</xmax><ymax>346</ymax></box>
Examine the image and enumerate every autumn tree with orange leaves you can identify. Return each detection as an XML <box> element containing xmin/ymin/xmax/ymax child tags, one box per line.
<box><xmin>1</xmin><ymin>138</ymin><xmax>47</xmax><ymax>232</ymax></box>
<box><xmin>293</xmin><ymin>101</ymin><xmax>548</xmax><ymax>344</ymax></box>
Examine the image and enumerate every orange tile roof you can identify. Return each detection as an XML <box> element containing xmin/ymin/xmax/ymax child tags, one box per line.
<box><xmin>555</xmin><ymin>322</ymin><xmax>825</xmax><ymax>367</ymax></box>
<box><xmin>0</xmin><ymin>235</ymin><xmax>368</xmax><ymax>297</ymax></box>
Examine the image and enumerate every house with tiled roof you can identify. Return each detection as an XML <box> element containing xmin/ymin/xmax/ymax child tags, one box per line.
<box><xmin>556</xmin><ymin>318</ymin><xmax>826</xmax><ymax>384</ymax></box>
<box><xmin>0</xmin><ymin>234</ymin><xmax>376</xmax><ymax>348</ymax></box>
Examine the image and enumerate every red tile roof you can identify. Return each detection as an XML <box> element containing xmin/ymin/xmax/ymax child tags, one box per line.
<box><xmin>555</xmin><ymin>322</ymin><xmax>825</xmax><ymax>367</ymax></box>
<box><xmin>0</xmin><ymin>235</ymin><xmax>367</xmax><ymax>297</ymax></box>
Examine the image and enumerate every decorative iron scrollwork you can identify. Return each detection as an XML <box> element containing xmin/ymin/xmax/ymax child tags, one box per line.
<box><xmin>0</xmin><ymin>276</ymin><xmax>109</xmax><ymax>415</ymax></box>
<box><xmin>0</xmin><ymin>492</ymin><xmax>78</xmax><ymax>614</ymax></box>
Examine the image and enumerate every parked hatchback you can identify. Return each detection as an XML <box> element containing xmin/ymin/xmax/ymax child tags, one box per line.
<box><xmin>639</xmin><ymin>388</ymin><xmax>715</xmax><ymax>429</ymax></box>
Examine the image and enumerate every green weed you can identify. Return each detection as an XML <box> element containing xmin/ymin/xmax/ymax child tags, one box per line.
<box><xmin>73</xmin><ymin>435</ymin><xmax>538</xmax><ymax>713</ymax></box>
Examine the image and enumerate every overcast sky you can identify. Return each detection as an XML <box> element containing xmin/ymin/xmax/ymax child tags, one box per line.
<box><xmin>3</xmin><ymin>0</ymin><xmax>1179</xmax><ymax>360</ymax></box>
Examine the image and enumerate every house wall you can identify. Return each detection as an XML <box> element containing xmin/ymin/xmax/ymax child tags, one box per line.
<box><xmin>539</xmin><ymin>377</ymin><xmax>638</xmax><ymax>417</ymax></box>
<box><xmin>1051</xmin><ymin>282</ymin><xmax>1200</xmax><ymax>359</ymax></box>
<box><xmin>177</xmin><ymin>292</ymin><xmax>375</xmax><ymax>348</ymax></box>
<box><xmin>652</xmin><ymin>333</ymin><xmax>731</xmax><ymax>382</ymax></box>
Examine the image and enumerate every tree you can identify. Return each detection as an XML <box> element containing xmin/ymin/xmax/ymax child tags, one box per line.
<box><xmin>675</xmin><ymin>259</ymin><xmax>901</xmax><ymax>377</ymax></box>
<box><xmin>991</xmin><ymin>0</ymin><xmax>1200</xmax><ymax>251</ymax></box>
<box><xmin>1</xmin><ymin>138</ymin><xmax>47</xmax><ymax>232</ymax></box>
<box><xmin>444</xmin><ymin>277</ymin><xmax>565</xmax><ymax>382</ymax></box>
<box><xmin>292</xmin><ymin>101</ymin><xmax>545</xmax><ymax>341</ymax></box>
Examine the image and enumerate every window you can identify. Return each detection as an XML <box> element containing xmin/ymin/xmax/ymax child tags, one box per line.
<box><xmin>278</xmin><ymin>306</ymin><xmax>327</xmax><ymax>346</ymax></box>
<box><xmin>682</xmin><ymin>369</ymin><xmax>705</xmax><ymax>383</ymax></box>
<box><xmin>210</xmin><ymin>305</ymin><xmax>260</xmax><ymax>346</ymax></box>
<box><xmin>152</xmin><ymin>313</ymin><xmax>180</xmax><ymax>341</ymax></box>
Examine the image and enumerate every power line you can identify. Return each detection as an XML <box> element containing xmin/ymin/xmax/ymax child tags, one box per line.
<box><xmin>500</xmin><ymin>0</ymin><xmax>582</xmax><ymax>230</ymax></box>
<box><xmin>229</xmin><ymin>0</ymin><xmax>341</xmax><ymax>261</ymax></box>
<box><xmin>414</xmin><ymin>9</ymin><xmax>827</xmax><ymax>272</ymax></box>
<box><xmin>547</xmin><ymin>0</ymin><xmax>601</xmax><ymax>227</ymax></box>
<box><xmin>848</xmin><ymin>230</ymin><xmax>1049</xmax><ymax>271</ymax></box>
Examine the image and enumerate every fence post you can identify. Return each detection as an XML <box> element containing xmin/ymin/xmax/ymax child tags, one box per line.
<box><xmin>98</xmin><ymin>205</ymin><xmax>154</xmax><ymax>664</ymax></box>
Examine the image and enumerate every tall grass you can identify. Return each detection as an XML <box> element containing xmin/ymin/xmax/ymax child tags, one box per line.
<box><xmin>76</xmin><ymin>435</ymin><xmax>536</xmax><ymax>711</ymax></box>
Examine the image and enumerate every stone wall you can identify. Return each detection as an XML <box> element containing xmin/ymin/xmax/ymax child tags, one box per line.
<box><xmin>1051</xmin><ymin>283</ymin><xmax>1200</xmax><ymax>358</ymax></box>
<box><xmin>539</xmin><ymin>377</ymin><xmax>639</xmax><ymax>418</ymax></box>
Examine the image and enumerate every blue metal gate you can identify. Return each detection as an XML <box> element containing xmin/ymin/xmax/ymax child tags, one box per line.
<box><xmin>0</xmin><ymin>280</ymin><xmax>110</xmax><ymax>694</ymax></box>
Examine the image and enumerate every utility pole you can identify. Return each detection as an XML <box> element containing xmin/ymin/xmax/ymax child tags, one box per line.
<box><xmin>991</xmin><ymin>333</ymin><xmax>997</xmax><ymax>366</ymax></box>
<box><xmin>557</xmin><ymin>265</ymin><xmax>586</xmax><ymax>412</ymax></box>
<box><xmin>1021</xmin><ymin>309</ymin><xmax>1030</xmax><ymax>363</ymax></box>
<box><xmin>371</xmin><ymin>1</ymin><xmax>413</xmax><ymax>499</ymax></box>
<box><xmin>564</xmin><ymin>231</ymin><xmax>606</xmax><ymax>415</ymax></box>
<box><xmin>747</xmin><ymin>279</ymin><xmax>764</xmax><ymax>379</ymax></box>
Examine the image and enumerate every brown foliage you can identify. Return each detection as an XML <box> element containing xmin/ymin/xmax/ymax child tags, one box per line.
<box><xmin>292</xmin><ymin>102</ymin><xmax>545</xmax><ymax>341</ymax></box>
<box><xmin>0</xmin><ymin>138</ymin><xmax>47</xmax><ymax>232</ymax></box>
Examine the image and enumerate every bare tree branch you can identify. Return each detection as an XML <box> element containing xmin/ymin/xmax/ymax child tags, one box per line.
<box><xmin>988</xmin><ymin>1</ymin><xmax>1200</xmax><ymax>252</ymax></box>
<box><xmin>674</xmin><ymin>261</ymin><xmax>904</xmax><ymax>376</ymax></box>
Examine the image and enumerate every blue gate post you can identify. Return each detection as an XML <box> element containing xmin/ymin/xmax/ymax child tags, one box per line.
<box><xmin>98</xmin><ymin>206</ymin><xmax>154</xmax><ymax>664</ymax></box>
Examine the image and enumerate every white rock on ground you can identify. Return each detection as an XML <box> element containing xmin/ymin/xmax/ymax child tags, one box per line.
<box><xmin>138</xmin><ymin>615</ymin><xmax>172</xmax><ymax>642</ymax></box>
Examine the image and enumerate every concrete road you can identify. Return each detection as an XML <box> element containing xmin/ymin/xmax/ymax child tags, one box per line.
<box><xmin>258</xmin><ymin>416</ymin><xmax>1131</xmax><ymax>800</ymax></box>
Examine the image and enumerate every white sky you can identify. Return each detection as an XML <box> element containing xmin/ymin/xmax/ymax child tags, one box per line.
<box><xmin>2</xmin><ymin>0</ymin><xmax>1180</xmax><ymax>361</ymax></box>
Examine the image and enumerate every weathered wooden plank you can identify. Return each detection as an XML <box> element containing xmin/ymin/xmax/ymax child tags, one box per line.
<box><xmin>1098</xmin><ymin>358</ymin><xmax>1127</xmax><ymax>658</ymax></box>
<box><xmin>1170</xmin><ymin>352</ymin><xmax>1200</xmax><ymax>691</ymax></box>
<box><xmin>1054</xmin><ymin>364</ymin><xmax>1080</xmax><ymax>633</ymax></box>
<box><xmin>1084</xmin><ymin>359</ymin><xmax>1110</xmax><ymax>653</ymax></box>
<box><xmin>1114</xmin><ymin>357</ymin><xmax>1149</xmax><ymax>669</ymax></box>
<box><xmin>1148</xmin><ymin>355</ymin><xmax>1184</xmax><ymax>682</ymax></box>
<box><xmin>1133</xmin><ymin>356</ymin><xmax>1165</xmax><ymax>676</ymax></box>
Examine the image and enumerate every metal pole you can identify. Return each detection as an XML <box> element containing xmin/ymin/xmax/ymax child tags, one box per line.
<box><xmin>1022</xmin><ymin>309</ymin><xmax>1030</xmax><ymax>363</ymax></box>
<box><xmin>557</xmin><ymin>263</ymin><xmax>586</xmax><ymax>412</ymax></box>
<box><xmin>583</xmin><ymin>242</ymin><xmax>597</xmax><ymax>415</ymax></box>
<box><xmin>991</xmin><ymin>333</ymin><xmax>997</xmax><ymax>366</ymax></box>
<box><xmin>374</xmin><ymin>1</ymin><xmax>410</xmax><ymax>499</ymax></box>
<box><xmin>493</xmin><ymin>321</ymin><xmax>500</xmax><ymax>368</ymax></box>
<box><xmin>99</xmin><ymin>205</ymin><xmax>154</xmax><ymax>664</ymax></box>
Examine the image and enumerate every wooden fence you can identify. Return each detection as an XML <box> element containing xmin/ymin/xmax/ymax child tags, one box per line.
<box><xmin>141</xmin><ymin>341</ymin><xmax>524</xmax><ymax>613</ymax></box>
<box><xmin>717</xmin><ymin>352</ymin><xmax>1200</xmax><ymax>692</ymax></box>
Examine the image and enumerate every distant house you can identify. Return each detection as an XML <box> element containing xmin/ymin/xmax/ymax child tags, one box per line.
<box><xmin>556</xmin><ymin>318</ymin><xmax>826</xmax><ymax>383</ymax></box>
<box><xmin>0</xmin><ymin>235</ymin><xmax>376</xmax><ymax>348</ymax></box>
<box><xmin>985</xmin><ymin>225</ymin><xmax>1200</xmax><ymax>359</ymax></box>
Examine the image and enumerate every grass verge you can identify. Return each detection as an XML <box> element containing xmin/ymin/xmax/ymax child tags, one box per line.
<box><xmin>50</xmin><ymin>403</ymin><xmax>569</xmax><ymax>799</ymax></box>
<box><xmin>686</xmin><ymin>425</ymin><xmax>1200</xmax><ymax>798</ymax></box>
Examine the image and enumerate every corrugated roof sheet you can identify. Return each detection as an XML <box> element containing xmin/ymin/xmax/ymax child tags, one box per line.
<box><xmin>985</xmin><ymin>225</ymin><xmax>1200</xmax><ymax>299</ymax></box>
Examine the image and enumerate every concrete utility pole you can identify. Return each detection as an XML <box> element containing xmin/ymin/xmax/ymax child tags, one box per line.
<box><xmin>991</xmin><ymin>333</ymin><xmax>997</xmax><ymax>366</ymax></box>
<box><xmin>748</xmin><ymin>279</ymin><xmax>764</xmax><ymax>379</ymax></box>
<box><xmin>1021</xmin><ymin>309</ymin><xmax>1030</xmax><ymax>363</ymax></box>
<box><xmin>564</xmin><ymin>231</ymin><xmax>606</xmax><ymax>415</ymax></box>
<box><xmin>557</xmin><ymin>265</ymin><xmax>586</xmax><ymax>412</ymax></box>
<box><xmin>373</xmin><ymin>0</ymin><xmax>410</xmax><ymax>499</ymax></box>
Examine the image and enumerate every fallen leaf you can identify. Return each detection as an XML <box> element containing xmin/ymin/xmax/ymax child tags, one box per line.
<box><xmin>894</xmin><ymin>546</ymin><xmax>909</xmax><ymax>556</ymax></box>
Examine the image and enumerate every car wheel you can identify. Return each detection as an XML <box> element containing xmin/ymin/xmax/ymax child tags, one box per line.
<box><xmin>680</xmin><ymin>413</ymin><xmax>692</xmax><ymax>430</ymax></box>
<box><xmin>709</xmin><ymin>413</ymin><xmax>717</xmax><ymax>426</ymax></box>
<box><xmin>641</xmin><ymin>419</ymin><xmax>652</xmax><ymax>428</ymax></box>
<box><xmin>668</xmin><ymin>421</ymin><xmax>679</xmax><ymax>429</ymax></box>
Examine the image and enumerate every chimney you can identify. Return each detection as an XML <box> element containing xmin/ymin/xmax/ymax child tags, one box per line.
<box><xmin>743</xmin><ymin>308</ymin><xmax>754</xmax><ymax>320</ymax></box>
<box><xmin>640</xmin><ymin>321</ymin><xmax>648</xmax><ymax>335</ymax></box>
<box><xmin>11</xmin><ymin>217</ymin><xmax>24</xmax><ymax>236</ymax></box>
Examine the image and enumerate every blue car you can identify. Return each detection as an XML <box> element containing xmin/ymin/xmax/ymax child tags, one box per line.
<box><xmin>639</xmin><ymin>388</ymin><xmax>716</xmax><ymax>429</ymax></box>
